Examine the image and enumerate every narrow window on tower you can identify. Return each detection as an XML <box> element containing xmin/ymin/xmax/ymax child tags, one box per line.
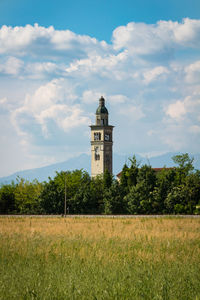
<box><xmin>95</xmin><ymin>147</ymin><xmax>100</xmax><ymax>160</ymax></box>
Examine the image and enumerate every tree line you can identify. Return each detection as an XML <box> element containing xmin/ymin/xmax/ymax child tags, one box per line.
<box><xmin>0</xmin><ymin>153</ymin><xmax>200</xmax><ymax>215</ymax></box>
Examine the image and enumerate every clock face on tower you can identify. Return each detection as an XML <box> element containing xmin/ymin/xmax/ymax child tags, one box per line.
<box><xmin>105</xmin><ymin>134</ymin><xmax>110</xmax><ymax>141</ymax></box>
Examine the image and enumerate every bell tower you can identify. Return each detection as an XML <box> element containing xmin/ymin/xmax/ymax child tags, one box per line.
<box><xmin>90</xmin><ymin>96</ymin><xmax>114</xmax><ymax>177</ymax></box>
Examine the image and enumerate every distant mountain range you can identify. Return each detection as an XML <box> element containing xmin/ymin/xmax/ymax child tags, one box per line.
<box><xmin>0</xmin><ymin>152</ymin><xmax>199</xmax><ymax>184</ymax></box>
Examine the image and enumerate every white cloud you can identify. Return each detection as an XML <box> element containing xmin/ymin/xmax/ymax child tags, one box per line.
<box><xmin>143</xmin><ymin>66</ymin><xmax>169</xmax><ymax>84</ymax></box>
<box><xmin>0</xmin><ymin>24</ymin><xmax>109</xmax><ymax>58</ymax></box>
<box><xmin>11</xmin><ymin>79</ymin><xmax>90</xmax><ymax>138</ymax></box>
<box><xmin>65</xmin><ymin>51</ymin><xmax>129</xmax><ymax>80</ymax></box>
<box><xmin>120</xmin><ymin>104</ymin><xmax>145</xmax><ymax>121</ymax></box>
<box><xmin>165</xmin><ymin>89</ymin><xmax>200</xmax><ymax>121</ymax></box>
<box><xmin>185</xmin><ymin>60</ymin><xmax>200</xmax><ymax>84</ymax></box>
<box><xmin>1</xmin><ymin>19</ymin><xmax>200</xmax><ymax>176</ymax></box>
<box><xmin>82</xmin><ymin>90</ymin><xmax>102</xmax><ymax>104</ymax></box>
<box><xmin>174</xmin><ymin>18</ymin><xmax>200</xmax><ymax>47</ymax></box>
<box><xmin>112</xmin><ymin>22</ymin><xmax>168</xmax><ymax>54</ymax></box>
<box><xmin>0</xmin><ymin>97</ymin><xmax>7</xmax><ymax>105</ymax></box>
<box><xmin>0</xmin><ymin>56</ymin><xmax>24</xmax><ymax>75</ymax></box>
<box><xmin>166</xmin><ymin>100</ymin><xmax>187</xmax><ymax>120</ymax></box>
<box><xmin>38</xmin><ymin>103</ymin><xmax>89</xmax><ymax>136</ymax></box>
<box><xmin>25</xmin><ymin>62</ymin><xmax>60</xmax><ymax>79</ymax></box>
<box><xmin>162</xmin><ymin>87</ymin><xmax>200</xmax><ymax>151</ymax></box>
<box><xmin>109</xmin><ymin>94</ymin><xmax>129</xmax><ymax>104</ymax></box>
<box><xmin>112</xmin><ymin>18</ymin><xmax>200</xmax><ymax>56</ymax></box>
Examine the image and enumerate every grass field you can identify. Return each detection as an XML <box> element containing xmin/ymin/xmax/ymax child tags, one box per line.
<box><xmin>0</xmin><ymin>216</ymin><xmax>200</xmax><ymax>299</ymax></box>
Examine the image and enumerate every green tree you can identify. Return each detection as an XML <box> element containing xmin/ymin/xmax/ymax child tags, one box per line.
<box><xmin>119</xmin><ymin>163</ymin><xmax>129</xmax><ymax>191</ymax></box>
<box><xmin>127</xmin><ymin>165</ymin><xmax>138</xmax><ymax>188</ymax></box>
<box><xmin>103</xmin><ymin>168</ymin><xmax>113</xmax><ymax>189</ymax></box>
<box><xmin>66</xmin><ymin>170</ymin><xmax>92</xmax><ymax>213</ymax></box>
<box><xmin>40</xmin><ymin>178</ymin><xmax>63</xmax><ymax>214</ymax></box>
<box><xmin>90</xmin><ymin>174</ymin><xmax>104</xmax><ymax>214</ymax></box>
<box><xmin>185</xmin><ymin>172</ymin><xmax>200</xmax><ymax>213</ymax></box>
<box><xmin>164</xmin><ymin>171</ymin><xmax>200</xmax><ymax>214</ymax></box>
<box><xmin>125</xmin><ymin>181</ymin><xmax>152</xmax><ymax>214</ymax></box>
<box><xmin>152</xmin><ymin>168</ymin><xmax>176</xmax><ymax>213</ymax></box>
<box><xmin>164</xmin><ymin>186</ymin><xmax>187</xmax><ymax>214</ymax></box>
<box><xmin>126</xmin><ymin>165</ymin><xmax>156</xmax><ymax>214</ymax></box>
<box><xmin>40</xmin><ymin>169</ymin><xmax>91</xmax><ymax>214</ymax></box>
<box><xmin>14</xmin><ymin>178</ymin><xmax>43</xmax><ymax>214</ymax></box>
<box><xmin>172</xmin><ymin>153</ymin><xmax>194</xmax><ymax>185</ymax></box>
<box><xmin>67</xmin><ymin>172</ymin><xmax>101</xmax><ymax>214</ymax></box>
<box><xmin>71</xmin><ymin>184</ymin><xmax>94</xmax><ymax>214</ymax></box>
<box><xmin>103</xmin><ymin>181</ymin><xmax>127</xmax><ymax>214</ymax></box>
<box><xmin>0</xmin><ymin>182</ymin><xmax>16</xmax><ymax>214</ymax></box>
<box><xmin>137</xmin><ymin>165</ymin><xmax>156</xmax><ymax>190</ymax></box>
<box><xmin>172</xmin><ymin>153</ymin><xmax>194</xmax><ymax>172</ymax></box>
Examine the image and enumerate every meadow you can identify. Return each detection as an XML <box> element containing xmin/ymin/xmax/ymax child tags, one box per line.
<box><xmin>0</xmin><ymin>216</ymin><xmax>200</xmax><ymax>299</ymax></box>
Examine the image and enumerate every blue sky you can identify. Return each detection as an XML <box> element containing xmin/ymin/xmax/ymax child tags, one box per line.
<box><xmin>1</xmin><ymin>0</ymin><xmax>200</xmax><ymax>41</ymax></box>
<box><xmin>0</xmin><ymin>0</ymin><xmax>200</xmax><ymax>176</ymax></box>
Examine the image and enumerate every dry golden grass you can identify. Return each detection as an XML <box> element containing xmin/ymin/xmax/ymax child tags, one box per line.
<box><xmin>0</xmin><ymin>216</ymin><xmax>199</xmax><ymax>263</ymax></box>
<box><xmin>0</xmin><ymin>216</ymin><xmax>200</xmax><ymax>299</ymax></box>
<box><xmin>0</xmin><ymin>216</ymin><xmax>199</xmax><ymax>240</ymax></box>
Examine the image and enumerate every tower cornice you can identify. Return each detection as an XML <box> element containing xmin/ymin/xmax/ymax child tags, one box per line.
<box><xmin>90</xmin><ymin>125</ymin><xmax>114</xmax><ymax>129</ymax></box>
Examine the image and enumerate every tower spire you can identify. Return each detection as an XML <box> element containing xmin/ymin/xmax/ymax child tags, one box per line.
<box><xmin>99</xmin><ymin>96</ymin><xmax>105</xmax><ymax>107</ymax></box>
<box><xmin>96</xmin><ymin>96</ymin><xmax>108</xmax><ymax>126</ymax></box>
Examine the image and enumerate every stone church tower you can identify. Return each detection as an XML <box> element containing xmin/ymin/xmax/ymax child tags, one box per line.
<box><xmin>90</xmin><ymin>96</ymin><xmax>114</xmax><ymax>177</ymax></box>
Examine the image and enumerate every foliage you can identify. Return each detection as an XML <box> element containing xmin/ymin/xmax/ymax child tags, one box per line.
<box><xmin>103</xmin><ymin>181</ymin><xmax>127</xmax><ymax>214</ymax></box>
<box><xmin>0</xmin><ymin>182</ymin><xmax>16</xmax><ymax>214</ymax></box>
<box><xmin>89</xmin><ymin>174</ymin><xmax>104</xmax><ymax>213</ymax></box>
<box><xmin>103</xmin><ymin>168</ymin><xmax>112</xmax><ymax>189</ymax></box>
<box><xmin>152</xmin><ymin>168</ymin><xmax>177</xmax><ymax>213</ymax></box>
<box><xmin>125</xmin><ymin>165</ymin><xmax>156</xmax><ymax>214</ymax></box>
<box><xmin>40</xmin><ymin>170</ymin><xmax>92</xmax><ymax>214</ymax></box>
<box><xmin>14</xmin><ymin>177</ymin><xmax>43</xmax><ymax>214</ymax></box>
<box><xmin>172</xmin><ymin>153</ymin><xmax>194</xmax><ymax>185</ymax></box>
<box><xmin>119</xmin><ymin>163</ymin><xmax>129</xmax><ymax>191</ymax></box>
<box><xmin>0</xmin><ymin>153</ymin><xmax>199</xmax><ymax>215</ymax></box>
<box><xmin>39</xmin><ymin>178</ymin><xmax>63</xmax><ymax>214</ymax></box>
<box><xmin>172</xmin><ymin>153</ymin><xmax>194</xmax><ymax>173</ymax></box>
<box><xmin>164</xmin><ymin>172</ymin><xmax>200</xmax><ymax>214</ymax></box>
